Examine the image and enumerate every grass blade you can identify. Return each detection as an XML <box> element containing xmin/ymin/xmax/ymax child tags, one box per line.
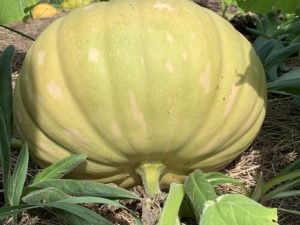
<box><xmin>54</xmin><ymin>209</ymin><xmax>92</xmax><ymax>225</ymax></box>
<box><xmin>7</xmin><ymin>143</ymin><xmax>29</xmax><ymax>206</ymax></box>
<box><xmin>45</xmin><ymin>202</ymin><xmax>113</xmax><ymax>225</ymax></box>
<box><xmin>278</xmin><ymin>208</ymin><xmax>300</xmax><ymax>216</ymax></box>
<box><xmin>31</xmin><ymin>154</ymin><xmax>87</xmax><ymax>184</ymax></box>
<box><xmin>261</xmin><ymin>170</ymin><xmax>300</xmax><ymax>195</ymax></box>
<box><xmin>278</xmin><ymin>157</ymin><xmax>300</xmax><ymax>175</ymax></box>
<box><xmin>0</xmin><ymin>108</ymin><xmax>11</xmax><ymax>203</ymax></box>
<box><xmin>0</xmin><ymin>205</ymin><xmax>39</xmax><ymax>219</ymax></box>
<box><xmin>253</xmin><ymin>37</ymin><xmax>278</xmax><ymax>64</ymax></box>
<box><xmin>265</xmin><ymin>42</ymin><xmax>300</xmax><ymax>69</ymax></box>
<box><xmin>0</xmin><ymin>46</ymin><xmax>14</xmax><ymax>142</ymax></box>
<box><xmin>261</xmin><ymin>178</ymin><xmax>300</xmax><ymax>203</ymax></box>
<box><xmin>267</xmin><ymin>190</ymin><xmax>300</xmax><ymax>200</ymax></box>
<box><xmin>251</xmin><ymin>172</ymin><xmax>265</xmax><ymax>201</ymax></box>
<box><xmin>29</xmin><ymin>179</ymin><xmax>140</xmax><ymax>200</ymax></box>
<box><xmin>267</xmin><ymin>68</ymin><xmax>300</xmax><ymax>95</ymax></box>
<box><xmin>158</xmin><ymin>183</ymin><xmax>185</xmax><ymax>225</ymax></box>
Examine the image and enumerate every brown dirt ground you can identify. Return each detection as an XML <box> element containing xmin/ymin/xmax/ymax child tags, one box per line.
<box><xmin>1</xmin><ymin>4</ymin><xmax>300</xmax><ymax>225</ymax></box>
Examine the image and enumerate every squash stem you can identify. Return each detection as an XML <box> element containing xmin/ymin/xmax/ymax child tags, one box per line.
<box><xmin>10</xmin><ymin>138</ymin><xmax>23</xmax><ymax>149</ymax></box>
<box><xmin>158</xmin><ymin>183</ymin><xmax>184</xmax><ymax>225</ymax></box>
<box><xmin>135</xmin><ymin>163</ymin><xmax>165</xmax><ymax>195</ymax></box>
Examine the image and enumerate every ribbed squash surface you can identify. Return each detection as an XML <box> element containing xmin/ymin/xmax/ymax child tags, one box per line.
<box><xmin>14</xmin><ymin>0</ymin><xmax>266</xmax><ymax>187</ymax></box>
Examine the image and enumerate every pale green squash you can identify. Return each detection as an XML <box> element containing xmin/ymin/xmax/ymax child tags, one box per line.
<box><xmin>14</xmin><ymin>0</ymin><xmax>266</xmax><ymax>194</ymax></box>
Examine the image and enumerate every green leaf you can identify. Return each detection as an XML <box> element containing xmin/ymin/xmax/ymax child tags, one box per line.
<box><xmin>0</xmin><ymin>0</ymin><xmax>37</xmax><ymax>24</ymax></box>
<box><xmin>0</xmin><ymin>108</ymin><xmax>11</xmax><ymax>204</ymax></box>
<box><xmin>200</xmin><ymin>194</ymin><xmax>278</xmax><ymax>225</ymax></box>
<box><xmin>22</xmin><ymin>187</ymin><xmax>115</xmax><ymax>224</ymax></box>
<box><xmin>184</xmin><ymin>170</ymin><xmax>217</xmax><ymax>223</ymax></box>
<box><xmin>267</xmin><ymin>190</ymin><xmax>300</xmax><ymax>199</ymax></box>
<box><xmin>278</xmin><ymin>156</ymin><xmax>300</xmax><ymax>175</ymax></box>
<box><xmin>204</xmin><ymin>172</ymin><xmax>248</xmax><ymax>194</ymax></box>
<box><xmin>7</xmin><ymin>144</ymin><xmax>29</xmax><ymax>206</ymax></box>
<box><xmin>223</xmin><ymin>0</ymin><xmax>237</xmax><ymax>5</ymax></box>
<box><xmin>292</xmin><ymin>95</ymin><xmax>300</xmax><ymax>107</ymax></box>
<box><xmin>158</xmin><ymin>183</ymin><xmax>185</xmax><ymax>225</ymax></box>
<box><xmin>261</xmin><ymin>178</ymin><xmax>300</xmax><ymax>203</ymax></box>
<box><xmin>278</xmin><ymin>208</ymin><xmax>300</xmax><ymax>216</ymax></box>
<box><xmin>0</xmin><ymin>46</ymin><xmax>14</xmax><ymax>142</ymax></box>
<box><xmin>22</xmin><ymin>187</ymin><xmax>71</xmax><ymax>204</ymax></box>
<box><xmin>29</xmin><ymin>179</ymin><xmax>140</xmax><ymax>200</ymax></box>
<box><xmin>55</xmin><ymin>196</ymin><xmax>125</xmax><ymax>209</ymax></box>
<box><xmin>45</xmin><ymin>202</ymin><xmax>113</xmax><ymax>225</ymax></box>
<box><xmin>54</xmin><ymin>196</ymin><xmax>141</xmax><ymax>224</ymax></box>
<box><xmin>261</xmin><ymin>170</ymin><xmax>300</xmax><ymax>195</ymax></box>
<box><xmin>267</xmin><ymin>69</ymin><xmax>300</xmax><ymax>95</ymax></box>
<box><xmin>236</xmin><ymin>0</ymin><xmax>275</xmax><ymax>14</ymax></box>
<box><xmin>253</xmin><ymin>38</ymin><xmax>280</xmax><ymax>65</ymax></box>
<box><xmin>31</xmin><ymin>154</ymin><xmax>87</xmax><ymax>184</ymax></box>
<box><xmin>54</xmin><ymin>209</ymin><xmax>93</xmax><ymax>225</ymax></box>
<box><xmin>23</xmin><ymin>188</ymin><xmax>128</xmax><ymax>213</ymax></box>
<box><xmin>0</xmin><ymin>205</ymin><xmax>39</xmax><ymax>219</ymax></box>
<box><xmin>236</xmin><ymin>0</ymin><xmax>300</xmax><ymax>13</ymax></box>
<box><xmin>275</xmin><ymin>0</ymin><xmax>300</xmax><ymax>13</ymax></box>
<box><xmin>265</xmin><ymin>42</ymin><xmax>300</xmax><ymax>69</ymax></box>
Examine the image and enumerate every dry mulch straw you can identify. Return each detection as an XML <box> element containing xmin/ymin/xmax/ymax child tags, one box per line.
<box><xmin>1</xmin><ymin>2</ymin><xmax>300</xmax><ymax>225</ymax></box>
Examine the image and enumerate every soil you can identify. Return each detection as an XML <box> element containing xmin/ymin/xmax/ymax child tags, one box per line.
<box><xmin>1</xmin><ymin>2</ymin><xmax>300</xmax><ymax>225</ymax></box>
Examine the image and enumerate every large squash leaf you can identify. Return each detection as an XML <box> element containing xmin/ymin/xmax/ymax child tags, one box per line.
<box><xmin>0</xmin><ymin>0</ymin><xmax>37</xmax><ymax>24</ymax></box>
<box><xmin>237</xmin><ymin>0</ymin><xmax>300</xmax><ymax>13</ymax></box>
<box><xmin>200</xmin><ymin>194</ymin><xmax>278</xmax><ymax>225</ymax></box>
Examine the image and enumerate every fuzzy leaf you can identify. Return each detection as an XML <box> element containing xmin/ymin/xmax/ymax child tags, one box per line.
<box><xmin>184</xmin><ymin>170</ymin><xmax>217</xmax><ymax>222</ymax></box>
<box><xmin>7</xmin><ymin>144</ymin><xmax>29</xmax><ymax>206</ymax></box>
<box><xmin>200</xmin><ymin>194</ymin><xmax>278</xmax><ymax>225</ymax></box>
<box><xmin>45</xmin><ymin>202</ymin><xmax>113</xmax><ymax>225</ymax></box>
<box><xmin>0</xmin><ymin>205</ymin><xmax>38</xmax><ymax>219</ymax></box>
<box><xmin>30</xmin><ymin>179</ymin><xmax>140</xmax><ymax>200</ymax></box>
<box><xmin>22</xmin><ymin>187</ymin><xmax>71</xmax><ymax>204</ymax></box>
<box><xmin>31</xmin><ymin>154</ymin><xmax>87</xmax><ymax>184</ymax></box>
<box><xmin>267</xmin><ymin>69</ymin><xmax>300</xmax><ymax>95</ymax></box>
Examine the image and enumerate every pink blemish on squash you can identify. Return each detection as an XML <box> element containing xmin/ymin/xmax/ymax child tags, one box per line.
<box><xmin>47</xmin><ymin>81</ymin><xmax>62</xmax><ymax>99</ymax></box>
<box><xmin>129</xmin><ymin>91</ymin><xmax>146</xmax><ymax>130</ymax></box>
<box><xmin>40</xmin><ymin>142</ymin><xmax>53</xmax><ymax>153</ymax></box>
<box><xmin>140</xmin><ymin>56</ymin><xmax>145</xmax><ymax>65</ymax></box>
<box><xmin>153</xmin><ymin>1</ymin><xmax>175</xmax><ymax>12</ymax></box>
<box><xmin>165</xmin><ymin>60</ymin><xmax>174</xmax><ymax>74</ymax></box>
<box><xmin>198</xmin><ymin>62</ymin><xmax>211</xmax><ymax>94</ymax></box>
<box><xmin>166</xmin><ymin>32</ymin><xmax>174</xmax><ymax>43</ymax></box>
<box><xmin>63</xmin><ymin>128</ymin><xmax>87</xmax><ymax>144</ymax></box>
<box><xmin>37</xmin><ymin>51</ymin><xmax>46</xmax><ymax>65</ymax></box>
<box><xmin>88</xmin><ymin>48</ymin><xmax>100</xmax><ymax>63</ymax></box>
<box><xmin>223</xmin><ymin>85</ymin><xmax>240</xmax><ymax>117</ymax></box>
<box><xmin>181</xmin><ymin>51</ymin><xmax>188</xmax><ymax>61</ymax></box>
<box><xmin>110</xmin><ymin>121</ymin><xmax>122</xmax><ymax>137</ymax></box>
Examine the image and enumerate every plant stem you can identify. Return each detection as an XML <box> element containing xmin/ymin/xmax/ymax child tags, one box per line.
<box><xmin>0</xmin><ymin>25</ymin><xmax>35</xmax><ymax>41</ymax></box>
<box><xmin>135</xmin><ymin>163</ymin><xmax>165</xmax><ymax>195</ymax></box>
<box><xmin>158</xmin><ymin>183</ymin><xmax>185</xmax><ymax>225</ymax></box>
<box><xmin>10</xmin><ymin>138</ymin><xmax>24</xmax><ymax>149</ymax></box>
